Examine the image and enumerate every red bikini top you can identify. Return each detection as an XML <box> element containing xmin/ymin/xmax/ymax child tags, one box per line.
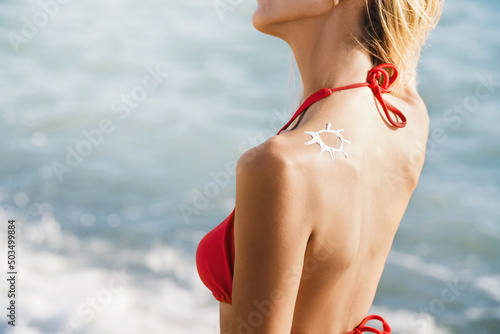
<box><xmin>195</xmin><ymin>63</ymin><xmax>406</xmax><ymax>305</ymax></box>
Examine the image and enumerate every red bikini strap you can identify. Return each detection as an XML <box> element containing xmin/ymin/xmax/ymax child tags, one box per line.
<box><xmin>277</xmin><ymin>87</ymin><xmax>335</xmax><ymax>135</ymax></box>
<box><xmin>352</xmin><ymin>314</ymin><xmax>392</xmax><ymax>334</ymax></box>
<box><xmin>366</xmin><ymin>63</ymin><xmax>406</xmax><ymax>128</ymax></box>
<box><xmin>276</xmin><ymin>63</ymin><xmax>406</xmax><ymax>135</ymax></box>
<box><xmin>339</xmin><ymin>64</ymin><xmax>406</xmax><ymax>128</ymax></box>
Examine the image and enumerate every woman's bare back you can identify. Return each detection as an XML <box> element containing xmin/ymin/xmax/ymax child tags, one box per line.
<box><xmin>220</xmin><ymin>85</ymin><xmax>429</xmax><ymax>334</ymax></box>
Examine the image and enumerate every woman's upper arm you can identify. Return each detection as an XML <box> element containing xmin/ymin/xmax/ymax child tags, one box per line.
<box><xmin>229</xmin><ymin>143</ymin><xmax>312</xmax><ymax>334</ymax></box>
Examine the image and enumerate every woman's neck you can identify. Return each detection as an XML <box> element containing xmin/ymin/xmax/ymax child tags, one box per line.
<box><xmin>282</xmin><ymin>8</ymin><xmax>373</xmax><ymax>98</ymax></box>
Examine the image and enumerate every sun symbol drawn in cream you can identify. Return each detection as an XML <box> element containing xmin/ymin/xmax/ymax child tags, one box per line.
<box><xmin>304</xmin><ymin>123</ymin><xmax>351</xmax><ymax>159</ymax></box>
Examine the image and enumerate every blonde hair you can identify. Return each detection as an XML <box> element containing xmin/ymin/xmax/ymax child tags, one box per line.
<box><xmin>362</xmin><ymin>0</ymin><xmax>444</xmax><ymax>94</ymax></box>
<box><xmin>288</xmin><ymin>0</ymin><xmax>444</xmax><ymax>108</ymax></box>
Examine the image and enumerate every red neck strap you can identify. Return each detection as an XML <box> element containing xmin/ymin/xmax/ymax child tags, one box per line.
<box><xmin>277</xmin><ymin>63</ymin><xmax>406</xmax><ymax>135</ymax></box>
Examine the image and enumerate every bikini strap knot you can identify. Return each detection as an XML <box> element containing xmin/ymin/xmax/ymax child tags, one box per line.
<box><xmin>277</xmin><ymin>63</ymin><xmax>408</xmax><ymax>135</ymax></box>
<box><xmin>366</xmin><ymin>63</ymin><xmax>407</xmax><ymax>128</ymax></box>
<box><xmin>367</xmin><ymin>63</ymin><xmax>397</xmax><ymax>94</ymax></box>
<box><xmin>350</xmin><ymin>314</ymin><xmax>392</xmax><ymax>334</ymax></box>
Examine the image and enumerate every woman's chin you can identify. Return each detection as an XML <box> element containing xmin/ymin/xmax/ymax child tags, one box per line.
<box><xmin>252</xmin><ymin>8</ymin><xmax>283</xmax><ymax>37</ymax></box>
<box><xmin>252</xmin><ymin>8</ymin><xmax>269</xmax><ymax>33</ymax></box>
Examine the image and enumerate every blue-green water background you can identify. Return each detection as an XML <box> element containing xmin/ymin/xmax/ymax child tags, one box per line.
<box><xmin>0</xmin><ymin>0</ymin><xmax>499</xmax><ymax>333</ymax></box>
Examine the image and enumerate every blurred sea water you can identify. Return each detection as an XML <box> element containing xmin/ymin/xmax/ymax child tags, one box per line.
<box><xmin>0</xmin><ymin>0</ymin><xmax>499</xmax><ymax>333</ymax></box>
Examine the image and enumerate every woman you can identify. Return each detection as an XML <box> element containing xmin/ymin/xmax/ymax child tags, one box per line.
<box><xmin>196</xmin><ymin>0</ymin><xmax>443</xmax><ymax>333</ymax></box>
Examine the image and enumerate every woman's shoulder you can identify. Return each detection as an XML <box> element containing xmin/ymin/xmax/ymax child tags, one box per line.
<box><xmin>234</xmin><ymin>134</ymin><xmax>318</xmax><ymax>234</ymax></box>
<box><xmin>372</xmin><ymin>85</ymin><xmax>430</xmax><ymax>192</ymax></box>
<box><xmin>236</xmin><ymin>130</ymin><xmax>358</xmax><ymax>197</ymax></box>
<box><xmin>236</xmin><ymin>135</ymin><xmax>304</xmax><ymax>178</ymax></box>
<box><xmin>397</xmin><ymin>83</ymin><xmax>430</xmax><ymax>131</ymax></box>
